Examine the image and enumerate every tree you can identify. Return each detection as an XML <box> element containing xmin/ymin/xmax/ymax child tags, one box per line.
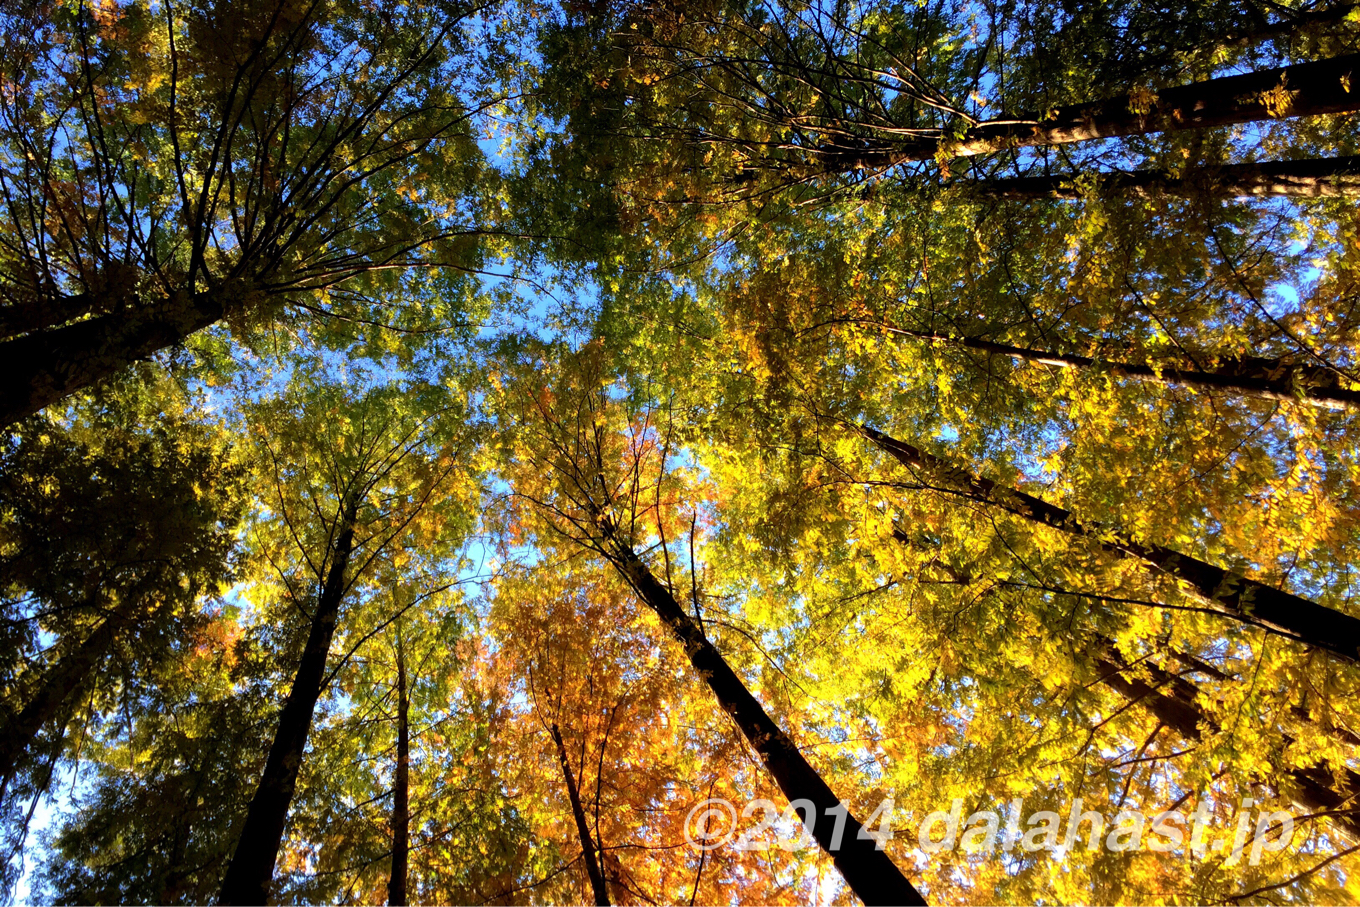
<box><xmin>11</xmin><ymin>1</ymin><xmax>1360</xmax><ymax>902</ymax></box>
<box><xmin>0</xmin><ymin>389</ymin><xmax>242</xmax><ymax>893</ymax></box>
<box><xmin>533</xmin><ymin>0</ymin><xmax>1360</xmax><ymax>224</ymax></box>
<box><xmin>970</xmin><ymin>155</ymin><xmax>1360</xmax><ymax>200</ymax></box>
<box><xmin>548</xmin><ymin>721</ymin><xmax>611</xmax><ymax>906</ymax></box>
<box><xmin>35</xmin><ymin>608</ymin><xmax>276</xmax><ymax>904</ymax></box>
<box><xmin>496</xmin><ymin>342</ymin><xmax>927</xmax><ymax>906</ymax></box>
<box><xmin>1090</xmin><ymin>643</ymin><xmax>1360</xmax><ymax>843</ymax></box>
<box><xmin>386</xmin><ymin>629</ymin><xmax>410</xmax><ymax>907</ymax></box>
<box><xmin>835</xmin><ymin>319</ymin><xmax>1360</xmax><ymax>409</ymax></box>
<box><xmin>0</xmin><ymin>0</ymin><xmax>499</xmax><ymax>426</ymax></box>
<box><xmin>862</xmin><ymin>423</ymin><xmax>1360</xmax><ymax>661</ymax></box>
<box><xmin>218</xmin><ymin>375</ymin><xmax>476</xmax><ymax>905</ymax></box>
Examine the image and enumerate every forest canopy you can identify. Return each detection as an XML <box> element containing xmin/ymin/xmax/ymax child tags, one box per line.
<box><xmin>3</xmin><ymin>0</ymin><xmax>1360</xmax><ymax>903</ymax></box>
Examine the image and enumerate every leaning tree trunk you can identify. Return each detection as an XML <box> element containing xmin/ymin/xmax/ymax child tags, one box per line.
<box><xmin>871</xmin><ymin>325</ymin><xmax>1358</xmax><ymax>410</ymax></box>
<box><xmin>387</xmin><ymin>632</ymin><xmax>411</xmax><ymax>907</ymax></box>
<box><xmin>0</xmin><ymin>597</ymin><xmax>134</xmax><ymax>798</ymax></box>
<box><xmin>551</xmin><ymin>722</ymin><xmax>611</xmax><ymax>907</ymax></box>
<box><xmin>0</xmin><ymin>291</ymin><xmax>102</xmax><ymax>342</ymax></box>
<box><xmin>1093</xmin><ymin>647</ymin><xmax>1360</xmax><ymax>843</ymax></box>
<box><xmin>970</xmin><ymin>156</ymin><xmax>1360</xmax><ymax>201</ymax></box>
<box><xmin>0</xmin><ymin>290</ymin><xmax>229</xmax><ymax>428</ymax></box>
<box><xmin>1150</xmin><ymin>642</ymin><xmax>1360</xmax><ymax>749</ymax></box>
<box><xmin>827</xmin><ymin>53</ymin><xmax>1360</xmax><ymax>172</ymax></box>
<box><xmin>865</xmin><ymin>425</ymin><xmax>1360</xmax><ymax>663</ymax></box>
<box><xmin>593</xmin><ymin>518</ymin><xmax>926</xmax><ymax>906</ymax></box>
<box><xmin>218</xmin><ymin>497</ymin><xmax>359</xmax><ymax>906</ymax></box>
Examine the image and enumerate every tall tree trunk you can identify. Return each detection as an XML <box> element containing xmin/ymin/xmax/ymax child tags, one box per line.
<box><xmin>218</xmin><ymin>498</ymin><xmax>359</xmax><ymax>906</ymax></box>
<box><xmin>0</xmin><ymin>599</ymin><xmax>130</xmax><ymax>798</ymax></box>
<box><xmin>870</xmin><ymin>325</ymin><xmax>1357</xmax><ymax>410</ymax></box>
<box><xmin>1093</xmin><ymin>647</ymin><xmax>1360</xmax><ymax>843</ymax></box>
<box><xmin>593</xmin><ymin>519</ymin><xmax>926</xmax><ymax>907</ymax></box>
<box><xmin>830</xmin><ymin>53</ymin><xmax>1360</xmax><ymax>171</ymax></box>
<box><xmin>387</xmin><ymin>632</ymin><xmax>410</xmax><ymax>907</ymax></box>
<box><xmin>865</xmin><ymin>425</ymin><xmax>1360</xmax><ymax>663</ymax></box>
<box><xmin>969</xmin><ymin>156</ymin><xmax>1360</xmax><ymax>200</ymax></box>
<box><xmin>0</xmin><ymin>292</ymin><xmax>100</xmax><ymax>342</ymax></box>
<box><xmin>550</xmin><ymin>722</ymin><xmax>611</xmax><ymax>907</ymax></box>
<box><xmin>0</xmin><ymin>290</ymin><xmax>228</xmax><ymax>427</ymax></box>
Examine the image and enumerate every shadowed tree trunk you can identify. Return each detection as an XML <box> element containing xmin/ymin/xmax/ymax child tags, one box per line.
<box><xmin>218</xmin><ymin>495</ymin><xmax>360</xmax><ymax>906</ymax></box>
<box><xmin>863</xmin><ymin>325</ymin><xmax>1359</xmax><ymax>409</ymax></box>
<box><xmin>824</xmin><ymin>53</ymin><xmax>1360</xmax><ymax>173</ymax></box>
<box><xmin>387</xmin><ymin>632</ymin><xmax>410</xmax><ymax>907</ymax></box>
<box><xmin>0</xmin><ymin>291</ymin><xmax>230</xmax><ymax>428</ymax></box>
<box><xmin>592</xmin><ymin>516</ymin><xmax>927</xmax><ymax>906</ymax></box>
<box><xmin>551</xmin><ymin>722</ymin><xmax>611</xmax><ymax>906</ymax></box>
<box><xmin>970</xmin><ymin>156</ymin><xmax>1360</xmax><ymax>200</ymax></box>
<box><xmin>865</xmin><ymin>425</ymin><xmax>1360</xmax><ymax>663</ymax></box>
<box><xmin>1093</xmin><ymin>647</ymin><xmax>1360</xmax><ymax>843</ymax></box>
<box><xmin>0</xmin><ymin>597</ymin><xmax>135</xmax><ymax>798</ymax></box>
<box><xmin>1162</xmin><ymin>645</ymin><xmax>1360</xmax><ymax>747</ymax></box>
<box><xmin>0</xmin><ymin>292</ymin><xmax>102</xmax><ymax>341</ymax></box>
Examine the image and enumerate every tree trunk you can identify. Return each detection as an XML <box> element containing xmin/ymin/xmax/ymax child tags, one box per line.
<box><xmin>594</xmin><ymin>521</ymin><xmax>926</xmax><ymax>907</ymax></box>
<box><xmin>0</xmin><ymin>292</ymin><xmax>100</xmax><ymax>342</ymax></box>
<box><xmin>1093</xmin><ymin>647</ymin><xmax>1360</xmax><ymax>843</ymax></box>
<box><xmin>831</xmin><ymin>53</ymin><xmax>1360</xmax><ymax>171</ymax></box>
<box><xmin>218</xmin><ymin>498</ymin><xmax>359</xmax><ymax>906</ymax></box>
<box><xmin>387</xmin><ymin>633</ymin><xmax>410</xmax><ymax>907</ymax></box>
<box><xmin>551</xmin><ymin>722</ymin><xmax>611</xmax><ymax>907</ymax></box>
<box><xmin>865</xmin><ymin>425</ymin><xmax>1360</xmax><ymax>663</ymax></box>
<box><xmin>970</xmin><ymin>156</ymin><xmax>1360</xmax><ymax>200</ymax></box>
<box><xmin>0</xmin><ymin>600</ymin><xmax>129</xmax><ymax>797</ymax></box>
<box><xmin>874</xmin><ymin>325</ymin><xmax>1358</xmax><ymax>410</ymax></box>
<box><xmin>1161</xmin><ymin>645</ymin><xmax>1360</xmax><ymax>746</ymax></box>
<box><xmin>0</xmin><ymin>290</ymin><xmax>227</xmax><ymax>427</ymax></box>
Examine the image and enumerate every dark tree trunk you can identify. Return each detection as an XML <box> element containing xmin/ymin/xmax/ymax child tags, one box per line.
<box><xmin>1093</xmin><ymin>647</ymin><xmax>1360</xmax><ymax>843</ymax></box>
<box><xmin>876</xmin><ymin>326</ymin><xmax>1358</xmax><ymax>410</ymax></box>
<box><xmin>1160</xmin><ymin>646</ymin><xmax>1360</xmax><ymax>745</ymax></box>
<box><xmin>595</xmin><ymin>521</ymin><xmax>926</xmax><ymax>906</ymax></box>
<box><xmin>218</xmin><ymin>498</ymin><xmax>359</xmax><ymax>906</ymax></box>
<box><xmin>0</xmin><ymin>292</ymin><xmax>100</xmax><ymax>341</ymax></box>
<box><xmin>0</xmin><ymin>600</ymin><xmax>128</xmax><ymax>797</ymax></box>
<box><xmin>0</xmin><ymin>290</ymin><xmax>228</xmax><ymax>427</ymax></box>
<box><xmin>830</xmin><ymin>53</ymin><xmax>1360</xmax><ymax>171</ymax></box>
<box><xmin>865</xmin><ymin>425</ymin><xmax>1360</xmax><ymax>663</ymax></box>
<box><xmin>387</xmin><ymin>634</ymin><xmax>410</xmax><ymax>907</ymax></box>
<box><xmin>970</xmin><ymin>156</ymin><xmax>1360</xmax><ymax>200</ymax></box>
<box><xmin>550</xmin><ymin>722</ymin><xmax>610</xmax><ymax>907</ymax></box>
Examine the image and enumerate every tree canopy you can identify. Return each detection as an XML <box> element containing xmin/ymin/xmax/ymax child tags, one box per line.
<box><xmin>3</xmin><ymin>0</ymin><xmax>1360</xmax><ymax>903</ymax></box>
